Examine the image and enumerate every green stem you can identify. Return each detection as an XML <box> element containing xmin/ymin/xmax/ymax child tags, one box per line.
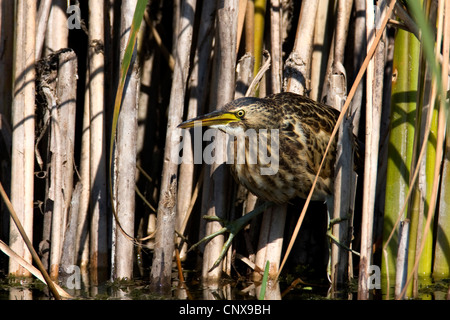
<box><xmin>381</xmin><ymin>27</ymin><xmax>419</xmax><ymax>294</ymax></box>
<box><xmin>259</xmin><ymin>261</ymin><xmax>270</xmax><ymax>300</ymax></box>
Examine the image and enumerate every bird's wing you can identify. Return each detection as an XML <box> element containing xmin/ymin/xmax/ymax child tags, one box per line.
<box><xmin>277</xmin><ymin>93</ymin><xmax>339</xmax><ymax>181</ymax></box>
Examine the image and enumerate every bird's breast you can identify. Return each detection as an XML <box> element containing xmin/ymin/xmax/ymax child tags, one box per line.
<box><xmin>228</xmin><ymin>132</ymin><xmax>335</xmax><ymax>204</ymax></box>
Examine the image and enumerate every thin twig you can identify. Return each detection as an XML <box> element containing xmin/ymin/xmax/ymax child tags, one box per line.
<box><xmin>246</xmin><ymin>50</ymin><xmax>271</xmax><ymax>96</ymax></box>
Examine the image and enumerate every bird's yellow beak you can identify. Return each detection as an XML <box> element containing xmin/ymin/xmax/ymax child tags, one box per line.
<box><xmin>177</xmin><ymin>110</ymin><xmax>240</xmax><ymax>129</ymax></box>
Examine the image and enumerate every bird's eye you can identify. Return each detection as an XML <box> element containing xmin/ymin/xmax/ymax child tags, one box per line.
<box><xmin>236</xmin><ymin>110</ymin><xmax>245</xmax><ymax>118</ymax></box>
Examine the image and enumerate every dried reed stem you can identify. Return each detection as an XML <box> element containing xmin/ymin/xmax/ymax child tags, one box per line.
<box><xmin>150</xmin><ymin>0</ymin><xmax>197</xmax><ymax>294</ymax></box>
<box><xmin>9</xmin><ymin>0</ymin><xmax>36</xmax><ymax>277</ymax></box>
<box><xmin>88</xmin><ymin>0</ymin><xmax>108</xmax><ymax>284</ymax></box>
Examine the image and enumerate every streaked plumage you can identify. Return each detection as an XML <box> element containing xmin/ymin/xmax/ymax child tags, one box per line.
<box><xmin>178</xmin><ymin>92</ymin><xmax>358</xmax><ymax>205</ymax></box>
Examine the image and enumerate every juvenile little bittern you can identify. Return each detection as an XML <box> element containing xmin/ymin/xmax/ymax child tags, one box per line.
<box><xmin>178</xmin><ymin>92</ymin><xmax>359</xmax><ymax>269</ymax></box>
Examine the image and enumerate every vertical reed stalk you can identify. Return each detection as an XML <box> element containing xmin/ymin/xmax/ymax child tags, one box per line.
<box><xmin>46</xmin><ymin>81</ymin><xmax>64</xmax><ymax>281</ymax></box>
<box><xmin>358</xmin><ymin>0</ymin><xmax>384</xmax><ymax>299</ymax></box>
<box><xmin>404</xmin><ymin>1</ymin><xmax>435</xmax><ymax>296</ymax></box>
<box><xmin>9</xmin><ymin>0</ymin><xmax>36</xmax><ymax>277</ymax></box>
<box><xmin>113</xmin><ymin>0</ymin><xmax>139</xmax><ymax>281</ymax></box>
<box><xmin>416</xmin><ymin>76</ymin><xmax>437</xmax><ymax>279</ymax></box>
<box><xmin>253</xmin><ymin>204</ymin><xmax>286</xmax><ymax>281</ymax></box>
<box><xmin>283</xmin><ymin>0</ymin><xmax>318</xmax><ymax>94</ymax></box>
<box><xmin>251</xmin><ymin>0</ymin><xmax>286</xmax><ymax>282</ymax></box>
<box><xmin>443</xmin><ymin>12</ymin><xmax>450</xmax><ymax>288</ymax></box>
<box><xmin>269</xmin><ymin>0</ymin><xmax>283</xmax><ymax>94</ymax></box>
<box><xmin>310</xmin><ymin>0</ymin><xmax>333</xmax><ymax>101</ymax></box>
<box><xmin>350</xmin><ymin>0</ymin><xmax>366</xmax><ymax>135</ymax></box>
<box><xmin>0</xmin><ymin>0</ymin><xmax>13</xmax><ymax>118</ymax></box>
<box><xmin>40</xmin><ymin>21</ymin><xmax>70</xmax><ymax>278</ymax></box>
<box><xmin>150</xmin><ymin>0</ymin><xmax>197</xmax><ymax>294</ymax></box>
<box><xmin>278</xmin><ymin>3</ymin><xmax>320</xmax><ymax>285</ymax></box>
<box><xmin>253</xmin><ymin>0</ymin><xmax>266</xmax><ymax>75</ymax></box>
<box><xmin>88</xmin><ymin>0</ymin><xmax>108</xmax><ymax>284</ymax></box>
<box><xmin>245</xmin><ymin>0</ymin><xmax>255</xmax><ymax>54</ymax></box>
<box><xmin>435</xmin><ymin>108</ymin><xmax>450</xmax><ymax>277</ymax></box>
<box><xmin>237</xmin><ymin>0</ymin><xmax>248</xmax><ymax>54</ymax></box>
<box><xmin>35</xmin><ymin>0</ymin><xmax>51</xmax><ymax>59</ymax></box>
<box><xmin>329</xmin><ymin>0</ymin><xmax>353</xmax><ymax>292</ymax></box>
<box><xmin>402</xmin><ymin>0</ymin><xmax>442</xmax><ymax>298</ymax></box>
<box><xmin>201</xmin><ymin>0</ymin><xmax>238</xmax><ymax>283</ymax></box>
<box><xmin>44</xmin><ymin>0</ymin><xmax>68</xmax><ymax>55</ymax></box>
<box><xmin>177</xmin><ymin>0</ymin><xmax>217</xmax><ymax>261</ymax></box>
<box><xmin>403</xmin><ymin>0</ymin><xmax>449</xmax><ymax>293</ymax></box>
<box><xmin>381</xmin><ymin>26</ymin><xmax>419</xmax><ymax>292</ymax></box>
<box><xmin>434</xmin><ymin>138</ymin><xmax>450</xmax><ymax>277</ymax></box>
<box><xmin>77</xmin><ymin>69</ymin><xmax>91</xmax><ymax>278</ymax></box>
<box><xmin>0</xmin><ymin>0</ymin><xmax>14</xmax><ymax>247</ymax></box>
<box><xmin>434</xmin><ymin>37</ymin><xmax>450</xmax><ymax>277</ymax></box>
<box><xmin>48</xmin><ymin>50</ymin><xmax>77</xmax><ymax>280</ymax></box>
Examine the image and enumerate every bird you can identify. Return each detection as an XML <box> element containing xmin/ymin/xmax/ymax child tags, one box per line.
<box><xmin>177</xmin><ymin>91</ymin><xmax>360</xmax><ymax>269</ymax></box>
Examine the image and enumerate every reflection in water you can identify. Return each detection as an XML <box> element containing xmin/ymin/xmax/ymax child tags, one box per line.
<box><xmin>1</xmin><ymin>275</ymin><xmax>449</xmax><ymax>299</ymax></box>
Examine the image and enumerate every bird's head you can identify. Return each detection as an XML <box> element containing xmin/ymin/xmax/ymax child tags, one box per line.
<box><xmin>177</xmin><ymin>97</ymin><xmax>279</xmax><ymax>134</ymax></box>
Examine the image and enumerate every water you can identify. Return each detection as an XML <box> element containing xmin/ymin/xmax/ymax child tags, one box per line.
<box><xmin>0</xmin><ymin>274</ymin><xmax>448</xmax><ymax>300</ymax></box>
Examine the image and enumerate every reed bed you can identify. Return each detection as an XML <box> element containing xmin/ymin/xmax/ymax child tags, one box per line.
<box><xmin>0</xmin><ymin>0</ymin><xmax>449</xmax><ymax>300</ymax></box>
